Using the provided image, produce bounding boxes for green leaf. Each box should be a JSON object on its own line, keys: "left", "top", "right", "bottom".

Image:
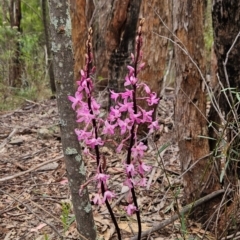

{"left": 220, "top": 159, "right": 230, "bottom": 183}
{"left": 158, "top": 142, "right": 170, "bottom": 154}
{"left": 221, "top": 87, "right": 236, "bottom": 92}
{"left": 198, "top": 135, "right": 216, "bottom": 140}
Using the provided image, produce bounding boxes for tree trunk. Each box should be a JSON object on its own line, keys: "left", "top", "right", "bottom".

{"left": 9, "top": 0, "right": 22, "bottom": 88}
{"left": 2, "top": 0, "right": 8, "bottom": 22}
{"left": 48, "top": 1, "right": 96, "bottom": 239}
{"left": 137, "top": 0, "right": 171, "bottom": 134}
{"left": 212, "top": 1, "right": 240, "bottom": 234}
{"left": 173, "top": 0, "right": 221, "bottom": 222}
{"left": 70, "top": 0, "right": 170, "bottom": 136}
{"left": 72, "top": 0, "right": 142, "bottom": 96}
{"left": 69, "top": 0, "right": 89, "bottom": 81}
{"left": 41, "top": 0, "right": 56, "bottom": 94}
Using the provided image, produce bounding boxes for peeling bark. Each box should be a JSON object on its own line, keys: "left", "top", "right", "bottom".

{"left": 48, "top": 1, "right": 96, "bottom": 239}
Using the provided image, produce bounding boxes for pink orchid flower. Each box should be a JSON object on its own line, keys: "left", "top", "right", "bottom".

{"left": 131, "top": 142, "right": 147, "bottom": 159}
{"left": 103, "top": 190, "right": 115, "bottom": 202}
{"left": 103, "top": 120, "right": 116, "bottom": 135}
{"left": 148, "top": 120, "right": 160, "bottom": 133}
{"left": 147, "top": 92, "right": 159, "bottom": 106}
{"left": 126, "top": 204, "right": 137, "bottom": 215}
{"left": 86, "top": 137, "right": 104, "bottom": 148}
{"left": 68, "top": 92, "right": 82, "bottom": 110}
{"left": 138, "top": 162, "right": 152, "bottom": 175}
{"left": 95, "top": 173, "right": 110, "bottom": 184}
{"left": 121, "top": 89, "right": 133, "bottom": 100}
{"left": 124, "top": 178, "right": 135, "bottom": 188}
{"left": 117, "top": 118, "right": 132, "bottom": 135}
{"left": 93, "top": 193, "right": 102, "bottom": 205}
{"left": 124, "top": 75, "right": 138, "bottom": 86}
{"left": 125, "top": 163, "right": 135, "bottom": 176}
{"left": 110, "top": 90, "right": 120, "bottom": 102}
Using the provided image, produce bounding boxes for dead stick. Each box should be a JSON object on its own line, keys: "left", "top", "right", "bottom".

{"left": 0, "top": 155, "right": 63, "bottom": 182}
{"left": 131, "top": 189, "right": 224, "bottom": 240}
{"left": 0, "top": 128, "right": 18, "bottom": 149}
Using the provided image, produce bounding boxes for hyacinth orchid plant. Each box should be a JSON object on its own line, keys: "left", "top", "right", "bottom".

{"left": 68, "top": 19, "right": 160, "bottom": 240}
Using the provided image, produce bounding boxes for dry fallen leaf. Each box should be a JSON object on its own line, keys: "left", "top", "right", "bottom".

{"left": 103, "top": 223, "right": 115, "bottom": 240}
{"left": 118, "top": 222, "right": 151, "bottom": 233}
{"left": 30, "top": 223, "right": 47, "bottom": 232}
{"left": 59, "top": 178, "right": 68, "bottom": 184}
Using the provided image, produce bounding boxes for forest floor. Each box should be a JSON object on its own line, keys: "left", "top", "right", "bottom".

{"left": 0, "top": 91, "right": 215, "bottom": 240}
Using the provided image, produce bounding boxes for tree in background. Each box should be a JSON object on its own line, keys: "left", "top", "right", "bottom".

{"left": 48, "top": 1, "right": 96, "bottom": 239}
{"left": 173, "top": 0, "right": 221, "bottom": 224}
{"left": 9, "top": 0, "right": 22, "bottom": 88}
{"left": 0, "top": 0, "right": 55, "bottom": 110}
{"left": 41, "top": 0, "right": 56, "bottom": 94}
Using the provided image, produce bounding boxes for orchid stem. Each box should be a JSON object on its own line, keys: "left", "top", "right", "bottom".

{"left": 86, "top": 28, "right": 121, "bottom": 240}
{"left": 125, "top": 20, "right": 145, "bottom": 240}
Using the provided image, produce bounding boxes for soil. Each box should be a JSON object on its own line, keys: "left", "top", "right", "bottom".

{"left": 0, "top": 93, "right": 214, "bottom": 240}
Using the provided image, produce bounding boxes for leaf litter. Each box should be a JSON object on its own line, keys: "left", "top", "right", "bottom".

{"left": 0, "top": 92, "right": 214, "bottom": 239}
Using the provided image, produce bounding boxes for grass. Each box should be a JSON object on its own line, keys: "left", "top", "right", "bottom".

{"left": 0, "top": 82, "right": 52, "bottom": 111}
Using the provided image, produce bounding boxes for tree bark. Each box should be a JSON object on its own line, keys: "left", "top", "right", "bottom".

{"left": 70, "top": 0, "right": 170, "bottom": 136}
{"left": 211, "top": 1, "right": 240, "bottom": 185}
{"left": 69, "top": 0, "right": 89, "bottom": 81}
{"left": 212, "top": 1, "right": 240, "bottom": 234}
{"left": 9, "top": 0, "right": 22, "bottom": 88}
{"left": 173, "top": 0, "right": 221, "bottom": 222}
{"left": 48, "top": 1, "right": 96, "bottom": 239}
{"left": 137, "top": 0, "right": 171, "bottom": 134}
{"left": 42, "top": 0, "right": 56, "bottom": 94}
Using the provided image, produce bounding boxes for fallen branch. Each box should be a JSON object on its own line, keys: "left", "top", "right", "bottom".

{"left": 0, "top": 155, "right": 63, "bottom": 182}
{"left": 131, "top": 189, "right": 225, "bottom": 240}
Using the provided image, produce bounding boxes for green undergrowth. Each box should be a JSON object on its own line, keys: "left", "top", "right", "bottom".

{"left": 0, "top": 84, "right": 51, "bottom": 111}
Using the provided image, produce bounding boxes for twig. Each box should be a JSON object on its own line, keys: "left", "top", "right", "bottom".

{"left": 20, "top": 147, "right": 47, "bottom": 160}
{"left": 130, "top": 190, "right": 224, "bottom": 240}
{"left": 147, "top": 147, "right": 167, "bottom": 190}
{"left": 6, "top": 159, "right": 27, "bottom": 171}
{"left": 221, "top": 231, "right": 240, "bottom": 240}
{"left": 222, "top": 31, "right": 240, "bottom": 129}
{"left": 0, "top": 189, "right": 63, "bottom": 239}
{"left": 0, "top": 128, "right": 18, "bottom": 150}
{"left": 215, "top": 183, "right": 230, "bottom": 237}
{"left": 0, "top": 155, "right": 63, "bottom": 182}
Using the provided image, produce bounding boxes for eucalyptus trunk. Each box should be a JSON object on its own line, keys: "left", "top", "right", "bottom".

{"left": 48, "top": 1, "right": 96, "bottom": 239}
{"left": 173, "top": 0, "right": 221, "bottom": 222}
